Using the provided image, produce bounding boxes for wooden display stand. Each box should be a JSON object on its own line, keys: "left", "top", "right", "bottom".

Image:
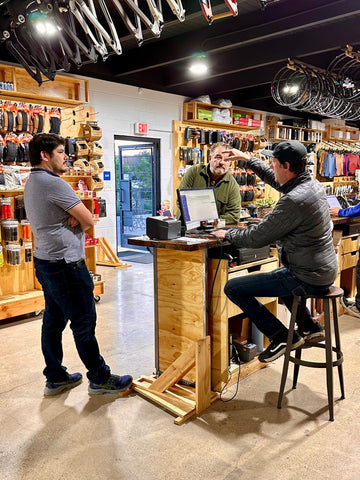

{"left": 134, "top": 336, "right": 218, "bottom": 425}
{"left": 0, "top": 189, "right": 45, "bottom": 320}
{"left": 0, "top": 60, "right": 102, "bottom": 321}
{"left": 172, "top": 119, "right": 263, "bottom": 210}
{"left": 97, "top": 237, "right": 131, "bottom": 268}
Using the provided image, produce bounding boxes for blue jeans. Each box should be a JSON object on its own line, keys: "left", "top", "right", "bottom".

{"left": 34, "top": 257, "right": 110, "bottom": 383}
{"left": 224, "top": 266, "right": 330, "bottom": 340}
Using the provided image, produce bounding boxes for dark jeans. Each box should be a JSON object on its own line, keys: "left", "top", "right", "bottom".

{"left": 224, "top": 266, "right": 330, "bottom": 341}
{"left": 34, "top": 257, "right": 110, "bottom": 383}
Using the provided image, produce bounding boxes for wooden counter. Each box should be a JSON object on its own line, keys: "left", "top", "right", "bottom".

{"left": 332, "top": 215, "right": 360, "bottom": 225}
{"left": 127, "top": 234, "right": 219, "bottom": 251}
{"left": 331, "top": 216, "right": 360, "bottom": 301}
{"left": 129, "top": 235, "right": 277, "bottom": 391}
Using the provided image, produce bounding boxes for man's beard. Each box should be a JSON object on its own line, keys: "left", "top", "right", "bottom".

{"left": 211, "top": 165, "right": 227, "bottom": 176}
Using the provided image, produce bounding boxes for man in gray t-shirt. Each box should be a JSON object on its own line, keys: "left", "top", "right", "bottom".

{"left": 24, "top": 133, "right": 132, "bottom": 396}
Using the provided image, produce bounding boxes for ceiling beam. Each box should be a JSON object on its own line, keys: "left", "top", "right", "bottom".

{"left": 110, "top": 0, "right": 360, "bottom": 77}
{"left": 163, "top": 17, "right": 360, "bottom": 90}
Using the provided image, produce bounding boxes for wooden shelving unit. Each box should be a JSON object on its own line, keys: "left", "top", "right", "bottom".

{"left": 266, "top": 119, "right": 325, "bottom": 144}
{"left": 183, "top": 101, "right": 262, "bottom": 130}
{"left": 0, "top": 188, "right": 44, "bottom": 320}
{"left": 0, "top": 61, "right": 101, "bottom": 321}
{"left": 172, "top": 119, "right": 264, "bottom": 212}
{"left": 61, "top": 174, "right": 104, "bottom": 297}
{"left": 323, "top": 125, "right": 360, "bottom": 143}
{"left": 0, "top": 64, "right": 89, "bottom": 107}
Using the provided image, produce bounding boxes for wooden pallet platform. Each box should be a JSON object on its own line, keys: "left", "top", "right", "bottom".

{"left": 134, "top": 376, "right": 218, "bottom": 425}
{"left": 133, "top": 337, "right": 218, "bottom": 424}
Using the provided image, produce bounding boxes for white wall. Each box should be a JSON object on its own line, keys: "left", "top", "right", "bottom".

{"left": 84, "top": 77, "right": 186, "bottom": 251}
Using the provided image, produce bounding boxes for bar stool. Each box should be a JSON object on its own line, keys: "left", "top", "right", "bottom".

{"left": 277, "top": 286, "right": 345, "bottom": 421}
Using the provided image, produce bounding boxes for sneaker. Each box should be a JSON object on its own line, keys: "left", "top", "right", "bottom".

{"left": 344, "top": 304, "right": 360, "bottom": 319}
{"left": 258, "top": 331, "right": 304, "bottom": 363}
{"left": 44, "top": 372, "right": 83, "bottom": 396}
{"left": 302, "top": 321, "right": 325, "bottom": 342}
{"left": 341, "top": 297, "right": 354, "bottom": 308}
{"left": 88, "top": 374, "right": 133, "bottom": 395}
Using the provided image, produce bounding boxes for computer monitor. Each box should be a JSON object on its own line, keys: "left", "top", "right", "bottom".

{"left": 177, "top": 187, "right": 219, "bottom": 231}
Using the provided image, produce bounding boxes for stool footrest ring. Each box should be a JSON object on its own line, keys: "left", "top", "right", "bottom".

{"left": 289, "top": 344, "right": 343, "bottom": 369}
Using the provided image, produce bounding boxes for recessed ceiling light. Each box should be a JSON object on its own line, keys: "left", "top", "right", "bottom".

{"left": 189, "top": 62, "right": 208, "bottom": 75}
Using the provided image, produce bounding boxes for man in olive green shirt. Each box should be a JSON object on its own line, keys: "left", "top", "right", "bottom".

{"left": 176, "top": 142, "right": 241, "bottom": 224}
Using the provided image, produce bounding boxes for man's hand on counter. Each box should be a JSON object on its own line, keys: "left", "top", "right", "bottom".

{"left": 212, "top": 229, "right": 227, "bottom": 240}
{"left": 329, "top": 207, "right": 341, "bottom": 217}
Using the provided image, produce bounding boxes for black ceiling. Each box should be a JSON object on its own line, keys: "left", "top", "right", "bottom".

{"left": 1, "top": 0, "right": 360, "bottom": 123}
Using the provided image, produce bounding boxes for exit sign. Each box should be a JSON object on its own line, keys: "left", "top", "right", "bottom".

{"left": 135, "top": 122, "right": 148, "bottom": 134}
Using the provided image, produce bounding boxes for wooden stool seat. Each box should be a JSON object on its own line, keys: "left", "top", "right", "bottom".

{"left": 277, "top": 286, "right": 345, "bottom": 421}
{"left": 305, "top": 285, "right": 344, "bottom": 299}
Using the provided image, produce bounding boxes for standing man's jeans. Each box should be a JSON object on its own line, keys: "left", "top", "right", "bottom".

{"left": 224, "top": 266, "right": 330, "bottom": 340}
{"left": 34, "top": 257, "right": 110, "bottom": 383}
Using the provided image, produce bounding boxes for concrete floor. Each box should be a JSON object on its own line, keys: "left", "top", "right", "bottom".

{"left": 1, "top": 261, "right": 360, "bottom": 480}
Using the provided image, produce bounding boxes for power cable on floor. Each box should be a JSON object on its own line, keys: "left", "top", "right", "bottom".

{"left": 220, "top": 344, "right": 241, "bottom": 402}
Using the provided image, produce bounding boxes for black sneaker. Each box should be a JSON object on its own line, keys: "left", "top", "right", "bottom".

{"left": 341, "top": 296, "right": 354, "bottom": 308}
{"left": 303, "top": 321, "right": 325, "bottom": 342}
{"left": 344, "top": 304, "right": 360, "bottom": 319}
{"left": 258, "top": 331, "right": 304, "bottom": 363}
{"left": 88, "top": 374, "right": 133, "bottom": 395}
{"left": 44, "top": 372, "right": 83, "bottom": 396}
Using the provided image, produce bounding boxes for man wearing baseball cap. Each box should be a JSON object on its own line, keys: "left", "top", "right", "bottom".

{"left": 213, "top": 140, "right": 338, "bottom": 363}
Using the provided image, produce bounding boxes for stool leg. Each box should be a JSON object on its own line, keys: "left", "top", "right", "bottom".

{"left": 324, "top": 298, "right": 334, "bottom": 421}
{"left": 292, "top": 297, "right": 306, "bottom": 389}
{"left": 278, "top": 296, "right": 298, "bottom": 409}
{"left": 332, "top": 297, "right": 345, "bottom": 399}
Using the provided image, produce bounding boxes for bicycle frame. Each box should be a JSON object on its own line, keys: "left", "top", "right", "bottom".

{"left": 0, "top": 0, "right": 212, "bottom": 86}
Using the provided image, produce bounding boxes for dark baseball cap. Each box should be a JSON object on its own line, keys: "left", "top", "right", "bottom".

{"left": 261, "top": 141, "right": 308, "bottom": 164}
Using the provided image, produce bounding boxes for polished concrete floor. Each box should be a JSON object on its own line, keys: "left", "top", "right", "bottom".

{"left": 1, "top": 261, "right": 360, "bottom": 480}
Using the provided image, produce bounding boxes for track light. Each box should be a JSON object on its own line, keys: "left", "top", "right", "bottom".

{"left": 29, "top": 11, "right": 59, "bottom": 36}
{"left": 189, "top": 53, "right": 208, "bottom": 76}
{"left": 189, "top": 61, "right": 208, "bottom": 75}
{"left": 283, "top": 84, "right": 299, "bottom": 94}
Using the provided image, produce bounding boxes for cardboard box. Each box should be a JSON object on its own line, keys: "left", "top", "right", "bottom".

{"left": 250, "top": 119, "right": 261, "bottom": 127}
{"left": 322, "top": 119, "right": 346, "bottom": 127}
{"left": 233, "top": 117, "right": 249, "bottom": 125}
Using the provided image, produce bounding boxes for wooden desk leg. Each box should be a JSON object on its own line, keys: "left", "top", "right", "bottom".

{"left": 155, "top": 248, "right": 207, "bottom": 384}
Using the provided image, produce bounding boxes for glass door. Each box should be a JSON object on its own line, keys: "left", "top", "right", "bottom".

{"left": 115, "top": 137, "right": 160, "bottom": 252}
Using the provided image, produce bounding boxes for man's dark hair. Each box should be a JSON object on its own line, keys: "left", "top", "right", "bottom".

{"left": 271, "top": 141, "right": 308, "bottom": 175}
{"left": 278, "top": 155, "right": 307, "bottom": 175}
{"left": 28, "top": 133, "right": 65, "bottom": 167}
